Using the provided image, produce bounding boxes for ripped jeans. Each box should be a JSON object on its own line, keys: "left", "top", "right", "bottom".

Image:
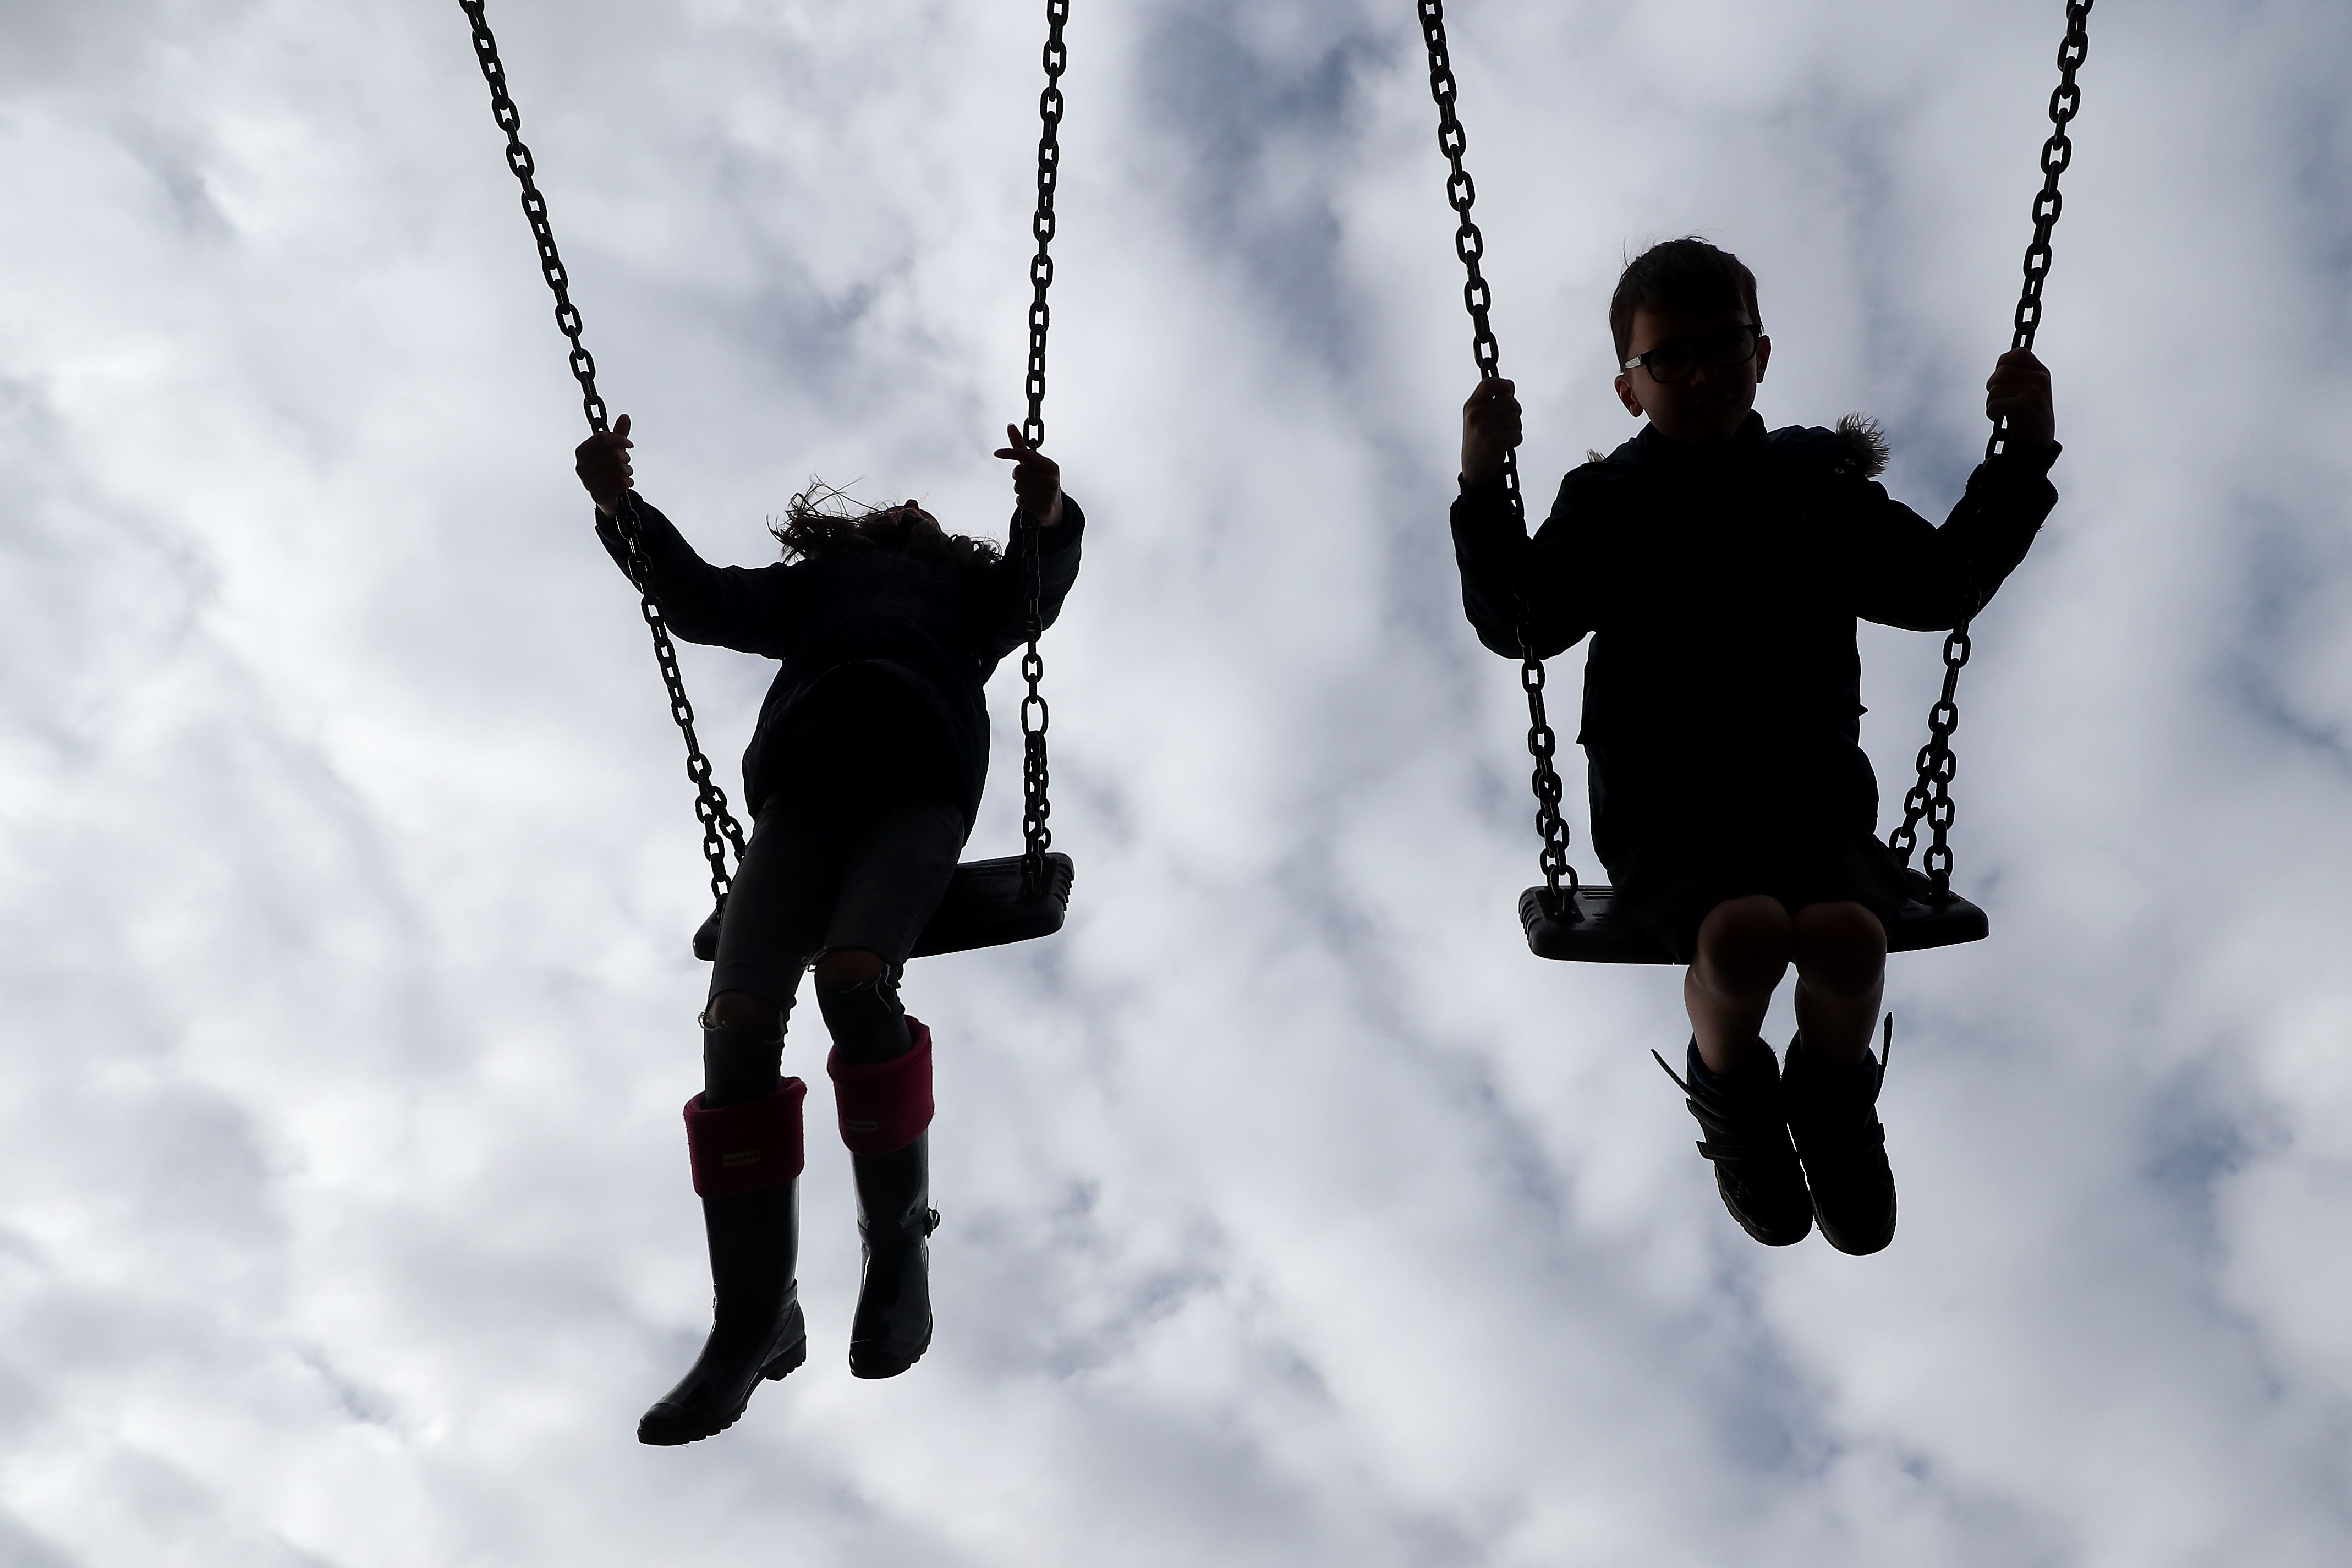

{"left": 706, "top": 788, "right": 966, "bottom": 1054}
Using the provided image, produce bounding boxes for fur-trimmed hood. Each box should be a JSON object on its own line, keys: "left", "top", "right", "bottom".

{"left": 1832, "top": 413, "right": 1889, "bottom": 478}
{"left": 1586, "top": 411, "right": 1889, "bottom": 478}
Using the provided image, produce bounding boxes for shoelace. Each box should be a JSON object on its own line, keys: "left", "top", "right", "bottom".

{"left": 1788, "top": 1016, "right": 1896, "bottom": 1158}
{"left": 1649, "top": 1049, "right": 1786, "bottom": 1167}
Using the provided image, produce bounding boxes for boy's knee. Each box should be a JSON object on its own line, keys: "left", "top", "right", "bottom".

{"left": 703, "top": 989, "right": 782, "bottom": 1032}
{"left": 1791, "top": 901, "right": 1888, "bottom": 991}
{"left": 812, "top": 948, "right": 888, "bottom": 992}
{"left": 1695, "top": 895, "right": 1793, "bottom": 990}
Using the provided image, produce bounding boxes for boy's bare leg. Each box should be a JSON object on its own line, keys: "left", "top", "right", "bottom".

{"left": 1789, "top": 901, "right": 1887, "bottom": 1065}
{"left": 1684, "top": 895, "right": 1794, "bottom": 1074}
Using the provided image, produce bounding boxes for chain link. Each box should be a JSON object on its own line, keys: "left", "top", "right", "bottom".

{"left": 459, "top": 0, "right": 745, "bottom": 905}
{"left": 1419, "top": 0, "right": 1577, "bottom": 914}
{"left": 1013, "top": 0, "right": 1069, "bottom": 897}
{"left": 1889, "top": 0, "right": 2091, "bottom": 898}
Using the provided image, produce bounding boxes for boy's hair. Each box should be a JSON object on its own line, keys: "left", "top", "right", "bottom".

{"left": 770, "top": 480, "right": 1002, "bottom": 577}
{"left": 1608, "top": 238, "right": 1762, "bottom": 361}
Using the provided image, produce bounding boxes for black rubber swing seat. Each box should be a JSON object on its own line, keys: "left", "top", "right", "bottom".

{"left": 692, "top": 852, "right": 1075, "bottom": 963}
{"left": 1518, "top": 868, "right": 1987, "bottom": 964}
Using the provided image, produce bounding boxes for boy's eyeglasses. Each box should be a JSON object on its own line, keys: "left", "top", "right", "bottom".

{"left": 1621, "top": 324, "right": 1761, "bottom": 383}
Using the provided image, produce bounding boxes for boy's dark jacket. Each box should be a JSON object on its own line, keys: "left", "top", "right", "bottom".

{"left": 1451, "top": 413, "right": 2056, "bottom": 851}
{"left": 597, "top": 495, "right": 1085, "bottom": 826}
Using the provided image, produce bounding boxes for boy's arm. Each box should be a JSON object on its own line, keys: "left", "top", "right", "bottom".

{"left": 1451, "top": 377, "right": 1606, "bottom": 657}
{"left": 1450, "top": 472, "right": 1602, "bottom": 659}
{"left": 1847, "top": 441, "right": 2060, "bottom": 631}
{"left": 594, "top": 497, "right": 808, "bottom": 657}
{"left": 1853, "top": 348, "right": 2060, "bottom": 628}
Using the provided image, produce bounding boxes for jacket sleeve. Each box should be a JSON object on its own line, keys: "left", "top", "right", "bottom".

{"left": 1847, "top": 443, "right": 2060, "bottom": 631}
{"left": 1450, "top": 470, "right": 1609, "bottom": 659}
{"left": 979, "top": 495, "right": 1087, "bottom": 660}
{"left": 593, "top": 494, "right": 808, "bottom": 656}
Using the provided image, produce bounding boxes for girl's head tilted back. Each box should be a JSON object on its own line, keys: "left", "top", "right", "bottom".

{"left": 1609, "top": 238, "right": 1762, "bottom": 362}
{"left": 771, "top": 482, "right": 1003, "bottom": 577}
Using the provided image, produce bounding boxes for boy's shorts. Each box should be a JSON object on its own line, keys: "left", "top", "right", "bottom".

{"left": 1605, "top": 824, "right": 1905, "bottom": 965}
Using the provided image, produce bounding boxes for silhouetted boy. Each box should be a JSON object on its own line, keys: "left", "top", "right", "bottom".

{"left": 1451, "top": 238, "right": 2057, "bottom": 1252}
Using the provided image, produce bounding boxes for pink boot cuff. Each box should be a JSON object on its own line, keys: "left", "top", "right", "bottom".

{"left": 683, "top": 1077, "right": 808, "bottom": 1197}
{"left": 827, "top": 1018, "right": 935, "bottom": 1155}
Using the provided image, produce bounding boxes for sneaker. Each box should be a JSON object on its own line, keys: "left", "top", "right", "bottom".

{"left": 1652, "top": 1039, "right": 1814, "bottom": 1247}
{"left": 1781, "top": 1019, "right": 1898, "bottom": 1255}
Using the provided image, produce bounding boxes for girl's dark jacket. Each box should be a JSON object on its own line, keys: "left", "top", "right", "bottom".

{"left": 597, "top": 494, "right": 1085, "bottom": 828}
{"left": 1450, "top": 414, "right": 2057, "bottom": 852}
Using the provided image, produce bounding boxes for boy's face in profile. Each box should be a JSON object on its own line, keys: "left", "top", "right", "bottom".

{"left": 1613, "top": 300, "right": 1772, "bottom": 445}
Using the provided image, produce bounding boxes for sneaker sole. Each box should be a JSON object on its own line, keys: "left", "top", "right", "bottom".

{"left": 1813, "top": 1193, "right": 1896, "bottom": 1256}
{"left": 1717, "top": 1170, "right": 1813, "bottom": 1247}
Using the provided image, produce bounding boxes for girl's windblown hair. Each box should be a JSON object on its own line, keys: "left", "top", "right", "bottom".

{"left": 770, "top": 481, "right": 1002, "bottom": 577}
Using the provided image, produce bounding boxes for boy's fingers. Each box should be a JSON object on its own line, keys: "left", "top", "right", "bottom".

{"left": 1989, "top": 350, "right": 2049, "bottom": 383}
{"left": 1464, "top": 376, "right": 1515, "bottom": 410}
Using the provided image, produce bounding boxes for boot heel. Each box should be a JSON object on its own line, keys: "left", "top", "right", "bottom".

{"left": 763, "top": 1300, "right": 808, "bottom": 1380}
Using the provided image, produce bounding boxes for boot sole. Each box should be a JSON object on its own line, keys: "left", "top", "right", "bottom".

{"left": 637, "top": 1327, "right": 808, "bottom": 1445}
{"left": 847, "top": 1331, "right": 931, "bottom": 1380}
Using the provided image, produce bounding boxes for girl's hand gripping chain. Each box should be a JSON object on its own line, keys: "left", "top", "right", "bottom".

{"left": 993, "top": 424, "right": 1065, "bottom": 529}
{"left": 575, "top": 412, "right": 637, "bottom": 517}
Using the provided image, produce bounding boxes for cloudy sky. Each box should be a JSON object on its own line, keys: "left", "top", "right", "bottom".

{"left": 2, "top": 1, "right": 2349, "bottom": 1562}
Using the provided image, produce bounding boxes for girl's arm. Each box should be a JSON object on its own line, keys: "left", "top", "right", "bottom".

{"left": 979, "top": 428, "right": 1084, "bottom": 659}
{"left": 592, "top": 499, "right": 807, "bottom": 656}
{"left": 576, "top": 416, "right": 805, "bottom": 655}
{"left": 979, "top": 498, "right": 1086, "bottom": 660}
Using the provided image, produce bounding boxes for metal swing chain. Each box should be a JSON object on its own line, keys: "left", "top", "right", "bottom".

{"left": 1012, "top": 0, "right": 1070, "bottom": 898}
{"left": 459, "top": 0, "right": 747, "bottom": 907}
{"left": 1419, "top": 0, "right": 1577, "bottom": 914}
{"left": 1888, "top": 0, "right": 2091, "bottom": 898}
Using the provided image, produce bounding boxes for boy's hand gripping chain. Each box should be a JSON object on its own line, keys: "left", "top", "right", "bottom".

{"left": 460, "top": 0, "right": 747, "bottom": 909}
{"left": 1419, "top": 0, "right": 1578, "bottom": 918}
{"left": 1888, "top": 0, "right": 2092, "bottom": 898}
{"left": 1013, "top": 0, "right": 1070, "bottom": 900}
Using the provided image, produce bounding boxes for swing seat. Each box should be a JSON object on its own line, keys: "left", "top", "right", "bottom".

{"left": 1518, "top": 869, "right": 1987, "bottom": 964}
{"left": 692, "top": 852, "right": 1075, "bottom": 963}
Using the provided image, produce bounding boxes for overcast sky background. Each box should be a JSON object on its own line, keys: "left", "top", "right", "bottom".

{"left": 1, "top": 1, "right": 2349, "bottom": 1564}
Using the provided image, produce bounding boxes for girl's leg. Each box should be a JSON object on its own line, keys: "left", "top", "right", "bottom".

{"left": 703, "top": 800, "right": 841, "bottom": 1101}
{"left": 813, "top": 798, "right": 966, "bottom": 1063}
{"left": 1789, "top": 901, "right": 1888, "bottom": 1066}
{"left": 1684, "top": 893, "right": 1794, "bottom": 1074}
{"left": 638, "top": 797, "right": 841, "bottom": 1444}
{"left": 815, "top": 797, "right": 966, "bottom": 1380}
